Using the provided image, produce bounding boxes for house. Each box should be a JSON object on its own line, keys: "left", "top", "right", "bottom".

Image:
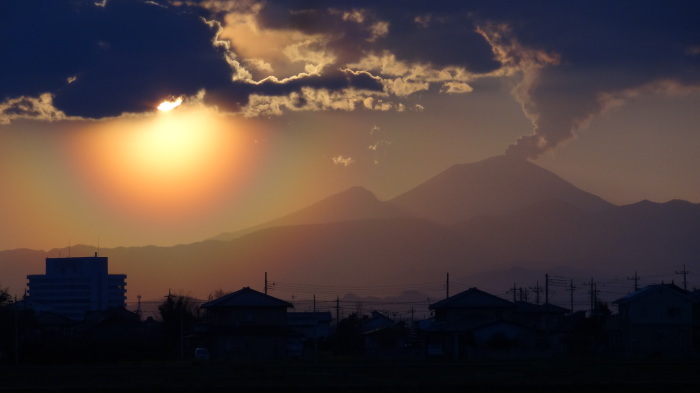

{"left": 426, "top": 287, "right": 571, "bottom": 358}
{"left": 427, "top": 287, "right": 516, "bottom": 358}
{"left": 360, "top": 311, "right": 410, "bottom": 358}
{"left": 513, "top": 301, "right": 569, "bottom": 331}
{"left": 612, "top": 283, "right": 697, "bottom": 356}
{"left": 197, "top": 287, "right": 293, "bottom": 360}
{"left": 287, "top": 311, "right": 333, "bottom": 341}
{"left": 26, "top": 255, "right": 127, "bottom": 320}
{"left": 513, "top": 301, "right": 571, "bottom": 351}
{"left": 287, "top": 311, "right": 333, "bottom": 358}
{"left": 79, "top": 307, "right": 144, "bottom": 361}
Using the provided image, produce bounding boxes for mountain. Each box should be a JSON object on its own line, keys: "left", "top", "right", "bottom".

{"left": 3, "top": 156, "right": 698, "bottom": 306}
{"left": 453, "top": 198, "right": 700, "bottom": 271}
{"left": 1, "top": 218, "right": 494, "bottom": 302}
{"left": 210, "top": 186, "right": 413, "bottom": 241}
{"left": 391, "top": 155, "right": 615, "bottom": 224}
{"left": 453, "top": 199, "right": 590, "bottom": 263}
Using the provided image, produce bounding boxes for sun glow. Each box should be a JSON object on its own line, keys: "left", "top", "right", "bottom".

{"left": 71, "top": 104, "right": 258, "bottom": 222}
{"left": 157, "top": 96, "right": 183, "bottom": 111}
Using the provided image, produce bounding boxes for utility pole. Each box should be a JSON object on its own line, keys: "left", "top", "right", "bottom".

{"left": 445, "top": 272, "right": 450, "bottom": 299}
{"left": 568, "top": 279, "right": 575, "bottom": 317}
{"left": 136, "top": 295, "right": 142, "bottom": 320}
{"left": 587, "top": 278, "right": 600, "bottom": 315}
{"left": 14, "top": 305, "right": 19, "bottom": 365}
{"left": 180, "top": 298, "right": 184, "bottom": 361}
{"left": 675, "top": 265, "right": 689, "bottom": 291}
{"left": 509, "top": 283, "right": 518, "bottom": 303}
{"left": 264, "top": 272, "right": 268, "bottom": 295}
{"left": 545, "top": 274, "right": 549, "bottom": 305}
{"left": 336, "top": 296, "right": 340, "bottom": 327}
{"left": 529, "top": 281, "right": 543, "bottom": 305}
{"left": 627, "top": 271, "right": 640, "bottom": 291}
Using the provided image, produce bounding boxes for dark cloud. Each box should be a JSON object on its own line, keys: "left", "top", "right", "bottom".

{"left": 254, "top": 0, "right": 500, "bottom": 72}
{"left": 0, "top": 0, "right": 391, "bottom": 119}
{"left": 2, "top": 0, "right": 698, "bottom": 147}
{"left": 1, "top": 0, "right": 235, "bottom": 118}
{"left": 368, "top": 5, "right": 500, "bottom": 73}
{"left": 468, "top": 0, "right": 700, "bottom": 158}
{"left": 205, "top": 70, "right": 383, "bottom": 113}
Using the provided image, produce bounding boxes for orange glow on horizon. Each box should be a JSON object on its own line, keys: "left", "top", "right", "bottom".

{"left": 70, "top": 105, "right": 257, "bottom": 222}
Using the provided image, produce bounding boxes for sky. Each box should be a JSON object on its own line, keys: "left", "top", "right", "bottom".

{"left": 1, "top": 0, "right": 699, "bottom": 252}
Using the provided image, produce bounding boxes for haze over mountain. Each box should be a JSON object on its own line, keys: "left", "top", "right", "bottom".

{"left": 2, "top": 155, "right": 698, "bottom": 307}
{"left": 212, "top": 155, "right": 614, "bottom": 242}
{"left": 391, "top": 155, "right": 615, "bottom": 224}
{"left": 210, "top": 186, "right": 413, "bottom": 242}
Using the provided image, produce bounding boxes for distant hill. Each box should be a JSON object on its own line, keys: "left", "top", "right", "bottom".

{"left": 1, "top": 218, "right": 494, "bottom": 301}
{"left": 209, "top": 186, "right": 413, "bottom": 242}
{"left": 391, "top": 155, "right": 615, "bottom": 224}
{"left": 453, "top": 198, "right": 700, "bottom": 271}
{"left": 2, "top": 156, "right": 698, "bottom": 306}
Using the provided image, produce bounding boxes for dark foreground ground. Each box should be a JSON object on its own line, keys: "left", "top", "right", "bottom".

{"left": 2, "top": 358, "right": 700, "bottom": 392}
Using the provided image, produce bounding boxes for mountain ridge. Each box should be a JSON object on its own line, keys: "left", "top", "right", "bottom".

{"left": 209, "top": 186, "right": 414, "bottom": 242}
{"left": 390, "top": 155, "right": 615, "bottom": 224}
{"left": 2, "top": 155, "right": 698, "bottom": 303}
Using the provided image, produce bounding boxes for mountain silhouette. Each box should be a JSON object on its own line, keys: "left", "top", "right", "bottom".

{"left": 391, "top": 155, "right": 614, "bottom": 224}
{"left": 210, "top": 186, "right": 413, "bottom": 242}
{"left": 2, "top": 156, "right": 698, "bottom": 303}
{"left": 454, "top": 198, "right": 700, "bottom": 271}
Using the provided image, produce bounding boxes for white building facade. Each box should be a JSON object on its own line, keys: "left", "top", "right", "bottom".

{"left": 27, "top": 255, "right": 127, "bottom": 320}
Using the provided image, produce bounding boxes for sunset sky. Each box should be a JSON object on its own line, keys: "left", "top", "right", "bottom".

{"left": 1, "top": 0, "right": 699, "bottom": 252}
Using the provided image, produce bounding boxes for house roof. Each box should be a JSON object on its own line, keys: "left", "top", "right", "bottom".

{"left": 429, "top": 287, "right": 514, "bottom": 310}
{"left": 201, "top": 287, "right": 293, "bottom": 309}
{"left": 515, "top": 301, "right": 569, "bottom": 314}
{"left": 613, "top": 283, "right": 696, "bottom": 305}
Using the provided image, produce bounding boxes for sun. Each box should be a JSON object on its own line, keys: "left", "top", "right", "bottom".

{"left": 73, "top": 104, "right": 253, "bottom": 220}
{"left": 157, "top": 96, "right": 183, "bottom": 111}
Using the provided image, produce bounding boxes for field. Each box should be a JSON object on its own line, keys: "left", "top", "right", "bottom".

{"left": 1, "top": 358, "right": 700, "bottom": 392}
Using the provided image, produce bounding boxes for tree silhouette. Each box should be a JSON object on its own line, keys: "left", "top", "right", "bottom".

{"left": 332, "top": 313, "right": 366, "bottom": 356}
{"left": 157, "top": 293, "right": 200, "bottom": 359}
{"left": 0, "top": 285, "right": 11, "bottom": 307}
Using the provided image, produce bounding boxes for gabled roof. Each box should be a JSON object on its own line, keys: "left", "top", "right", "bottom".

{"left": 429, "top": 287, "right": 514, "bottom": 310}
{"left": 201, "top": 287, "right": 293, "bottom": 309}
{"left": 515, "top": 301, "right": 569, "bottom": 314}
{"left": 613, "top": 283, "right": 695, "bottom": 305}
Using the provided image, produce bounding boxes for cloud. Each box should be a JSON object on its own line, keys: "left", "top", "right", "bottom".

{"left": 469, "top": 2, "right": 700, "bottom": 159}
{"left": 0, "top": 93, "right": 67, "bottom": 124}
{"left": 440, "top": 82, "right": 474, "bottom": 94}
{"left": 0, "top": 0, "right": 237, "bottom": 119}
{"left": 2, "top": 0, "right": 698, "bottom": 156}
{"left": 368, "top": 139, "right": 391, "bottom": 152}
{"left": 332, "top": 155, "right": 355, "bottom": 167}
